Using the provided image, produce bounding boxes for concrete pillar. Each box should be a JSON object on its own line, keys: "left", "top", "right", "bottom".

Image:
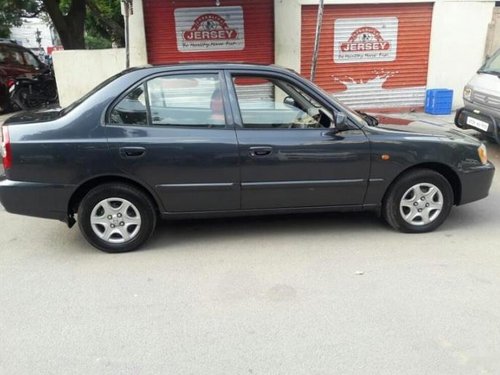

{"left": 128, "top": 0, "right": 148, "bottom": 66}
{"left": 274, "top": 0, "right": 302, "bottom": 72}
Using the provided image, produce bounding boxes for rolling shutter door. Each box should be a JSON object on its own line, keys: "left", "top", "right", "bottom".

{"left": 143, "top": 0, "right": 274, "bottom": 65}
{"left": 301, "top": 3, "right": 433, "bottom": 111}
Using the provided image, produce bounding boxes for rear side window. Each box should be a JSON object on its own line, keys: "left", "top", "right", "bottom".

{"left": 0, "top": 46, "right": 23, "bottom": 65}
{"left": 110, "top": 73, "right": 225, "bottom": 127}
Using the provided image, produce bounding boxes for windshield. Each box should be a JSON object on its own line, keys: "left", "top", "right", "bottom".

{"left": 60, "top": 68, "right": 144, "bottom": 116}
{"left": 479, "top": 49, "right": 500, "bottom": 75}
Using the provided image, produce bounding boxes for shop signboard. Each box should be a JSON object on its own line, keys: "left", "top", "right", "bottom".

{"left": 174, "top": 6, "right": 245, "bottom": 52}
{"left": 334, "top": 17, "right": 398, "bottom": 63}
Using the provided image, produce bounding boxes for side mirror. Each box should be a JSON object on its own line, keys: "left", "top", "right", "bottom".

{"left": 334, "top": 112, "right": 349, "bottom": 131}
{"left": 283, "top": 96, "right": 296, "bottom": 107}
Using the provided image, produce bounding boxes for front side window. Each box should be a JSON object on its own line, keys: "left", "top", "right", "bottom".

{"left": 110, "top": 73, "right": 225, "bottom": 127}
{"left": 232, "top": 75, "right": 333, "bottom": 129}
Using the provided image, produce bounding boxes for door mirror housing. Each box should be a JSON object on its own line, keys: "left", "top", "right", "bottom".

{"left": 334, "top": 112, "right": 349, "bottom": 132}
{"left": 283, "top": 96, "right": 296, "bottom": 107}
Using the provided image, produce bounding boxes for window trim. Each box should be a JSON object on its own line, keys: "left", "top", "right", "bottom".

{"left": 224, "top": 69, "right": 363, "bottom": 130}
{"left": 105, "top": 70, "right": 233, "bottom": 129}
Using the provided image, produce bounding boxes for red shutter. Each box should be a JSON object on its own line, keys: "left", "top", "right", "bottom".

{"left": 144, "top": 0, "right": 274, "bottom": 65}
{"left": 301, "top": 3, "right": 433, "bottom": 111}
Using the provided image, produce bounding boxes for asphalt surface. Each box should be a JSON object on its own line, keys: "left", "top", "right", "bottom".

{"left": 1, "top": 113, "right": 500, "bottom": 374}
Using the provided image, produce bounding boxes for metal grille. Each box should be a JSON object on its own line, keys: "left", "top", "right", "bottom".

{"left": 473, "top": 90, "right": 500, "bottom": 108}
{"left": 301, "top": 3, "right": 433, "bottom": 111}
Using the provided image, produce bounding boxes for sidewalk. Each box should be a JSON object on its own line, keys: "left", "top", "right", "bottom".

{"left": 379, "top": 110, "right": 456, "bottom": 128}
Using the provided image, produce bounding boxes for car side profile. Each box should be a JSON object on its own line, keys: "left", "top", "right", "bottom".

{"left": 0, "top": 63, "right": 495, "bottom": 252}
{"left": 0, "top": 40, "right": 46, "bottom": 112}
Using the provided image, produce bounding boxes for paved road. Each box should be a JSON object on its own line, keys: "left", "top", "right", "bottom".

{"left": 0, "top": 116, "right": 499, "bottom": 374}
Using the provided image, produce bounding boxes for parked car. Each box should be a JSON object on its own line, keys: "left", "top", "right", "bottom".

{"left": 455, "top": 48, "right": 500, "bottom": 143}
{"left": 0, "top": 40, "right": 46, "bottom": 112}
{"left": 0, "top": 63, "right": 495, "bottom": 253}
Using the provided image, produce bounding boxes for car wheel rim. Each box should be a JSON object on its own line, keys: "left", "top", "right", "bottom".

{"left": 399, "top": 183, "right": 444, "bottom": 226}
{"left": 90, "top": 198, "right": 141, "bottom": 243}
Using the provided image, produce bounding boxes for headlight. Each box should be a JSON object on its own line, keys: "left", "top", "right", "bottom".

{"left": 463, "top": 86, "right": 473, "bottom": 101}
{"left": 478, "top": 143, "right": 488, "bottom": 165}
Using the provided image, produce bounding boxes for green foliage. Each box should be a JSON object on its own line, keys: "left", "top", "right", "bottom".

{"left": 0, "top": 0, "right": 124, "bottom": 49}
{"left": 85, "top": 33, "right": 112, "bottom": 49}
{"left": 86, "top": 0, "right": 124, "bottom": 47}
{"left": 0, "top": 0, "right": 41, "bottom": 36}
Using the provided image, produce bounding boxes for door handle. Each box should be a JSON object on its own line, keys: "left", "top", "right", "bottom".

{"left": 120, "top": 146, "right": 146, "bottom": 159}
{"left": 249, "top": 146, "right": 273, "bottom": 157}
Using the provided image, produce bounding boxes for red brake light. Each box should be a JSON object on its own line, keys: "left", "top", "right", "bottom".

{"left": 6, "top": 79, "right": 15, "bottom": 88}
{"left": 1, "top": 126, "right": 12, "bottom": 170}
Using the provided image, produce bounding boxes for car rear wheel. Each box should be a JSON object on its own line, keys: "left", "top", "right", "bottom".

{"left": 383, "top": 169, "right": 453, "bottom": 233}
{"left": 78, "top": 183, "right": 157, "bottom": 253}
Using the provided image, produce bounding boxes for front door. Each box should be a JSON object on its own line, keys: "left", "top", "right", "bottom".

{"left": 227, "top": 71, "right": 371, "bottom": 210}
{"left": 106, "top": 71, "right": 240, "bottom": 212}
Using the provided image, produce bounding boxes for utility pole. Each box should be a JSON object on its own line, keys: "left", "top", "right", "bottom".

{"left": 122, "top": 0, "right": 134, "bottom": 69}
{"left": 310, "top": 0, "right": 324, "bottom": 83}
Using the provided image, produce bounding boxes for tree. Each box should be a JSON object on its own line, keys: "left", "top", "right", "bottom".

{"left": 1, "top": 0, "right": 124, "bottom": 49}
{"left": 0, "top": 0, "right": 41, "bottom": 38}
{"left": 86, "top": 0, "right": 124, "bottom": 47}
{"left": 42, "top": 0, "right": 87, "bottom": 49}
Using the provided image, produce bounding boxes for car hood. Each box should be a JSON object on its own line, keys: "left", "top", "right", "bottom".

{"left": 467, "top": 72, "right": 500, "bottom": 96}
{"left": 370, "top": 115, "right": 481, "bottom": 145}
{"left": 3, "top": 107, "right": 62, "bottom": 125}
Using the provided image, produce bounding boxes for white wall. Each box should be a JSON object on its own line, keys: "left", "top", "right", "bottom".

{"left": 275, "top": 0, "right": 302, "bottom": 72}
{"left": 426, "top": 1, "right": 495, "bottom": 108}
{"left": 52, "top": 0, "right": 148, "bottom": 108}
{"left": 275, "top": 0, "right": 496, "bottom": 109}
{"left": 52, "top": 49, "right": 125, "bottom": 107}
{"left": 124, "top": 0, "right": 148, "bottom": 67}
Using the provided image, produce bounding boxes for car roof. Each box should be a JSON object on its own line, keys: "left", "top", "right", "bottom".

{"left": 136, "top": 62, "right": 297, "bottom": 74}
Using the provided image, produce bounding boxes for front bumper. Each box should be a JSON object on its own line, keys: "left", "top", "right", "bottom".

{"left": 0, "top": 175, "right": 75, "bottom": 223}
{"left": 455, "top": 107, "right": 500, "bottom": 143}
{"left": 458, "top": 162, "right": 495, "bottom": 205}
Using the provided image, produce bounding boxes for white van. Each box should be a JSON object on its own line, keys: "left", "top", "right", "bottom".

{"left": 455, "top": 49, "right": 500, "bottom": 144}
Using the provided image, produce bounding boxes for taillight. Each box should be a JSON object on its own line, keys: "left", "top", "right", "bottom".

{"left": 6, "top": 79, "right": 15, "bottom": 88}
{"left": 1, "top": 126, "right": 12, "bottom": 170}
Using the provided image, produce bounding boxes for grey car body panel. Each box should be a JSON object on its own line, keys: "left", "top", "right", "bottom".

{"left": 0, "top": 63, "right": 495, "bottom": 224}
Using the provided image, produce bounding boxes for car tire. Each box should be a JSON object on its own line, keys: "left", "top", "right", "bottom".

{"left": 78, "top": 183, "right": 157, "bottom": 253}
{"left": 382, "top": 169, "right": 453, "bottom": 233}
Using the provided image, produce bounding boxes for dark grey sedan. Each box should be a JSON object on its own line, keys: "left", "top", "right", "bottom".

{"left": 0, "top": 63, "right": 495, "bottom": 252}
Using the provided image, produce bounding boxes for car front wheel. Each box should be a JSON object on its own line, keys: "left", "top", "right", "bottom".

{"left": 383, "top": 169, "right": 453, "bottom": 233}
{"left": 78, "top": 183, "right": 157, "bottom": 252}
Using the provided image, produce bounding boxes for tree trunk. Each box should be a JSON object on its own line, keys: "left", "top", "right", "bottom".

{"left": 42, "top": 0, "right": 87, "bottom": 49}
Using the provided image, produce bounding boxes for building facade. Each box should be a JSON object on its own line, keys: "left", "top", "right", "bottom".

{"left": 54, "top": 0, "right": 498, "bottom": 110}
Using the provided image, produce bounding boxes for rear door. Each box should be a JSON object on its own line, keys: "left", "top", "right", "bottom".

{"left": 105, "top": 70, "right": 240, "bottom": 213}
{"left": 227, "top": 70, "right": 371, "bottom": 209}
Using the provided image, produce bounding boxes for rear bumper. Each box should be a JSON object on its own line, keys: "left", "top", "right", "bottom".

{"left": 0, "top": 175, "right": 75, "bottom": 222}
{"left": 458, "top": 162, "right": 495, "bottom": 205}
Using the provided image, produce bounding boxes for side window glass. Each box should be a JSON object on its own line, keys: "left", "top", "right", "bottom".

{"left": 147, "top": 74, "right": 225, "bottom": 127}
{"left": 0, "top": 47, "right": 6, "bottom": 63}
{"left": 1, "top": 48, "right": 23, "bottom": 65}
{"left": 232, "top": 75, "right": 332, "bottom": 129}
{"left": 110, "top": 84, "right": 147, "bottom": 125}
{"left": 23, "top": 52, "right": 40, "bottom": 69}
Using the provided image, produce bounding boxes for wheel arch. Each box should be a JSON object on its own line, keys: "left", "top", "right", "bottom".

{"left": 68, "top": 175, "right": 164, "bottom": 224}
{"left": 383, "top": 162, "right": 462, "bottom": 206}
